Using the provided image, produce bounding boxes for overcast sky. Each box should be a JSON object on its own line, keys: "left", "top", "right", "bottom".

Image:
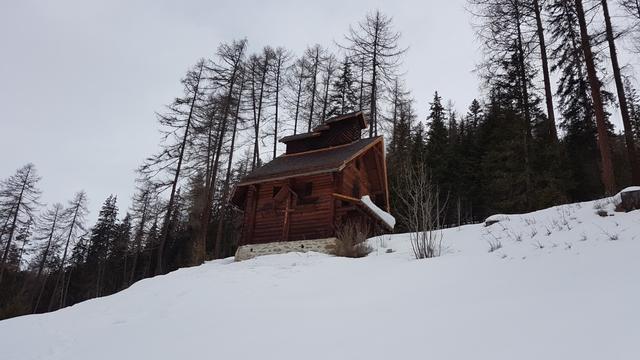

{"left": 1, "top": 0, "right": 637, "bottom": 222}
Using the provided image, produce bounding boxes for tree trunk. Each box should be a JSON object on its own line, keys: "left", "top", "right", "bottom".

{"left": 49, "top": 200, "right": 81, "bottom": 311}
{"left": 273, "top": 59, "right": 281, "bottom": 159}
{"left": 575, "top": 0, "right": 616, "bottom": 194}
{"left": 308, "top": 48, "right": 319, "bottom": 132}
{"left": 214, "top": 73, "right": 244, "bottom": 259}
{"left": 533, "top": 0, "right": 558, "bottom": 142}
{"left": 601, "top": 0, "right": 640, "bottom": 184}
{"left": 197, "top": 51, "right": 244, "bottom": 264}
{"left": 514, "top": 1, "right": 532, "bottom": 206}
{"left": 155, "top": 63, "right": 204, "bottom": 275}
{"left": 359, "top": 55, "right": 365, "bottom": 112}
{"left": 293, "top": 64, "right": 303, "bottom": 135}
{"left": 370, "top": 16, "right": 379, "bottom": 138}
{"left": 254, "top": 55, "right": 269, "bottom": 168}
{"left": 32, "top": 206, "right": 60, "bottom": 312}
{"left": 128, "top": 199, "right": 148, "bottom": 286}
{"left": 0, "top": 167, "right": 29, "bottom": 285}
{"left": 320, "top": 72, "right": 331, "bottom": 122}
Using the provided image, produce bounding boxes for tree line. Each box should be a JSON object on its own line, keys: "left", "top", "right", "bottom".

{"left": 2, "top": 2, "right": 640, "bottom": 319}
{"left": 387, "top": 0, "right": 640, "bottom": 231}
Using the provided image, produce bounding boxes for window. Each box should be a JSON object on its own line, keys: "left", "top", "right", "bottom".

{"left": 355, "top": 159, "right": 361, "bottom": 170}
{"left": 294, "top": 182, "right": 316, "bottom": 205}
{"left": 352, "top": 182, "right": 360, "bottom": 198}
{"left": 301, "top": 182, "right": 312, "bottom": 197}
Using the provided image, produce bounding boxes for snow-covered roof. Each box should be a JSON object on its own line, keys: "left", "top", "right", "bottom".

{"left": 361, "top": 195, "right": 395, "bottom": 229}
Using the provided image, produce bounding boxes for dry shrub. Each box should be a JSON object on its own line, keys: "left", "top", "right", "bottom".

{"left": 394, "top": 162, "right": 444, "bottom": 259}
{"left": 334, "top": 220, "right": 372, "bottom": 258}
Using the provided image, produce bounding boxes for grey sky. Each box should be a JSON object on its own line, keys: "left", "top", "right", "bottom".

{"left": 0, "top": 0, "right": 636, "bottom": 221}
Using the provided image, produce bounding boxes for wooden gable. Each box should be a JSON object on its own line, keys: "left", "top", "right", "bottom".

{"left": 280, "top": 111, "right": 367, "bottom": 154}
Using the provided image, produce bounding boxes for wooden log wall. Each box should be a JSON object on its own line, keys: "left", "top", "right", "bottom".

{"left": 242, "top": 173, "right": 335, "bottom": 244}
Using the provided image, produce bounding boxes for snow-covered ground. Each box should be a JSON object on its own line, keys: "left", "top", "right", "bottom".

{"left": 1, "top": 190, "right": 639, "bottom": 360}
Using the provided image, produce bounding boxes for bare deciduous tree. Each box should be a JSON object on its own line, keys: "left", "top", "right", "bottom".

{"left": 342, "top": 10, "right": 407, "bottom": 138}
{"left": 0, "top": 163, "right": 41, "bottom": 285}
{"left": 394, "top": 163, "right": 445, "bottom": 259}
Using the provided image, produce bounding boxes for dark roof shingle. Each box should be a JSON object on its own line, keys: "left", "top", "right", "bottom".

{"left": 238, "top": 136, "right": 381, "bottom": 185}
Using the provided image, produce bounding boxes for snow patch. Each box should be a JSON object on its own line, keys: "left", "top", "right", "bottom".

{"left": 361, "top": 195, "right": 395, "bottom": 228}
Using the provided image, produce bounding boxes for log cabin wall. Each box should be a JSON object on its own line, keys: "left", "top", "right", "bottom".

{"left": 340, "top": 158, "right": 371, "bottom": 200}
{"left": 288, "top": 173, "right": 334, "bottom": 241}
{"left": 240, "top": 173, "right": 335, "bottom": 245}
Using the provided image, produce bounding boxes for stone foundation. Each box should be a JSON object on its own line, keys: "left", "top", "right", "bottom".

{"left": 235, "top": 238, "right": 338, "bottom": 261}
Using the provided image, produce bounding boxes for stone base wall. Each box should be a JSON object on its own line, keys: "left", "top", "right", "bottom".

{"left": 235, "top": 238, "right": 338, "bottom": 261}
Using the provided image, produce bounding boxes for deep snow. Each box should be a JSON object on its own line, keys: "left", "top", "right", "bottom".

{"left": 1, "top": 190, "right": 639, "bottom": 360}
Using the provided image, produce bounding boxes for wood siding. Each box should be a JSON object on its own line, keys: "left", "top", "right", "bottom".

{"left": 240, "top": 173, "right": 335, "bottom": 245}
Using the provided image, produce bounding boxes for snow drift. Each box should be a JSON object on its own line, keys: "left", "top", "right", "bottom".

{"left": 0, "top": 190, "right": 639, "bottom": 360}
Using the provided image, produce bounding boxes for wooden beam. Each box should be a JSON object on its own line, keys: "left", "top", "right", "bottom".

{"left": 332, "top": 192, "right": 360, "bottom": 203}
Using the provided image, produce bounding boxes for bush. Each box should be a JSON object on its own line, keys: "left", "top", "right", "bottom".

{"left": 333, "top": 220, "right": 372, "bottom": 258}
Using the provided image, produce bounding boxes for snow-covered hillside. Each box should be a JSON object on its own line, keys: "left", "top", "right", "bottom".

{"left": 1, "top": 190, "right": 639, "bottom": 360}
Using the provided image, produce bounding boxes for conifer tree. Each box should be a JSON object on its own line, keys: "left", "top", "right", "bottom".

{"left": 318, "top": 54, "right": 338, "bottom": 122}
{"left": 425, "top": 92, "right": 449, "bottom": 187}
{"left": 139, "top": 60, "right": 206, "bottom": 274}
{"left": 0, "top": 164, "right": 41, "bottom": 285}
{"left": 620, "top": 0, "right": 640, "bottom": 51}
{"left": 31, "top": 203, "right": 64, "bottom": 312}
{"left": 85, "top": 195, "right": 118, "bottom": 298}
{"left": 48, "top": 191, "right": 88, "bottom": 310}
{"left": 600, "top": 0, "right": 640, "bottom": 184}
{"left": 624, "top": 78, "right": 640, "bottom": 142}
{"left": 327, "top": 56, "right": 359, "bottom": 118}
{"left": 574, "top": 0, "right": 616, "bottom": 194}
{"left": 548, "top": 0, "right": 607, "bottom": 199}
{"left": 285, "top": 57, "right": 307, "bottom": 135}
{"left": 195, "top": 40, "right": 246, "bottom": 266}
{"left": 343, "top": 10, "right": 407, "bottom": 137}
{"left": 303, "top": 45, "right": 325, "bottom": 131}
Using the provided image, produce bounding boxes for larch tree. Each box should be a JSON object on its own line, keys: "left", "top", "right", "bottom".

{"left": 532, "top": 0, "right": 558, "bottom": 141}
{"left": 271, "top": 47, "right": 291, "bottom": 159}
{"left": 0, "top": 163, "right": 41, "bottom": 285}
{"left": 342, "top": 10, "right": 407, "bottom": 138}
{"left": 31, "top": 203, "right": 64, "bottom": 313}
{"left": 195, "top": 39, "right": 246, "bottom": 264}
{"left": 600, "top": 0, "right": 640, "bottom": 184}
{"left": 127, "top": 181, "right": 155, "bottom": 285}
{"left": 250, "top": 47, "right": 274, "bottom": 168}
{"left": 318, "top": 53, "right": 338, "bottom": 122}
{"left": 574, "top": 0, "right": 616, "bottom": 194}
{"left": 48, "top": 191, "right": 88, "bottom": 311}
{"left": 214, "top": 68, "right": 246, "bottom": 259}
{"left": 304, "top": 45, "right": 324, "bottom": 132}
{"left": 139, "top": 60, "right": 206, "bottom": 275}
{"left": 386, "top": 77, "right": 410, "bottom": 148}
{"left": 620, "top": 0, "right": 640, "bottom": 51}
{"left": 286, "top": 57, "right": 307, "bottom": 135}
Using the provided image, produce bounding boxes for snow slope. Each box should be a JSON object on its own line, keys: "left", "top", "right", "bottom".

{"left": 1, "top": 191, "right": 639, "bottom": 360}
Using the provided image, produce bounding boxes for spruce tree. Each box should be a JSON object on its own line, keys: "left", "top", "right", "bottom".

{"left": 327, "top": 56, "right": 359, "bottom": 118}
{"left": 85, "top": 195, "right": 118, "bottom": 298}
{"left": 425, "top": 92, "right": 449, "bottom": 188}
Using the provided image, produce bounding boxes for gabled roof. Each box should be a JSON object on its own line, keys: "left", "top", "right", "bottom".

{"left": 279, "top": 112, "right": 367, "bottom": 144}
{"left": 325, "top": 111, "right": 367, "bottom": 128}
{"left": 237, "top": 136, "right": 382, "bottom": 186}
